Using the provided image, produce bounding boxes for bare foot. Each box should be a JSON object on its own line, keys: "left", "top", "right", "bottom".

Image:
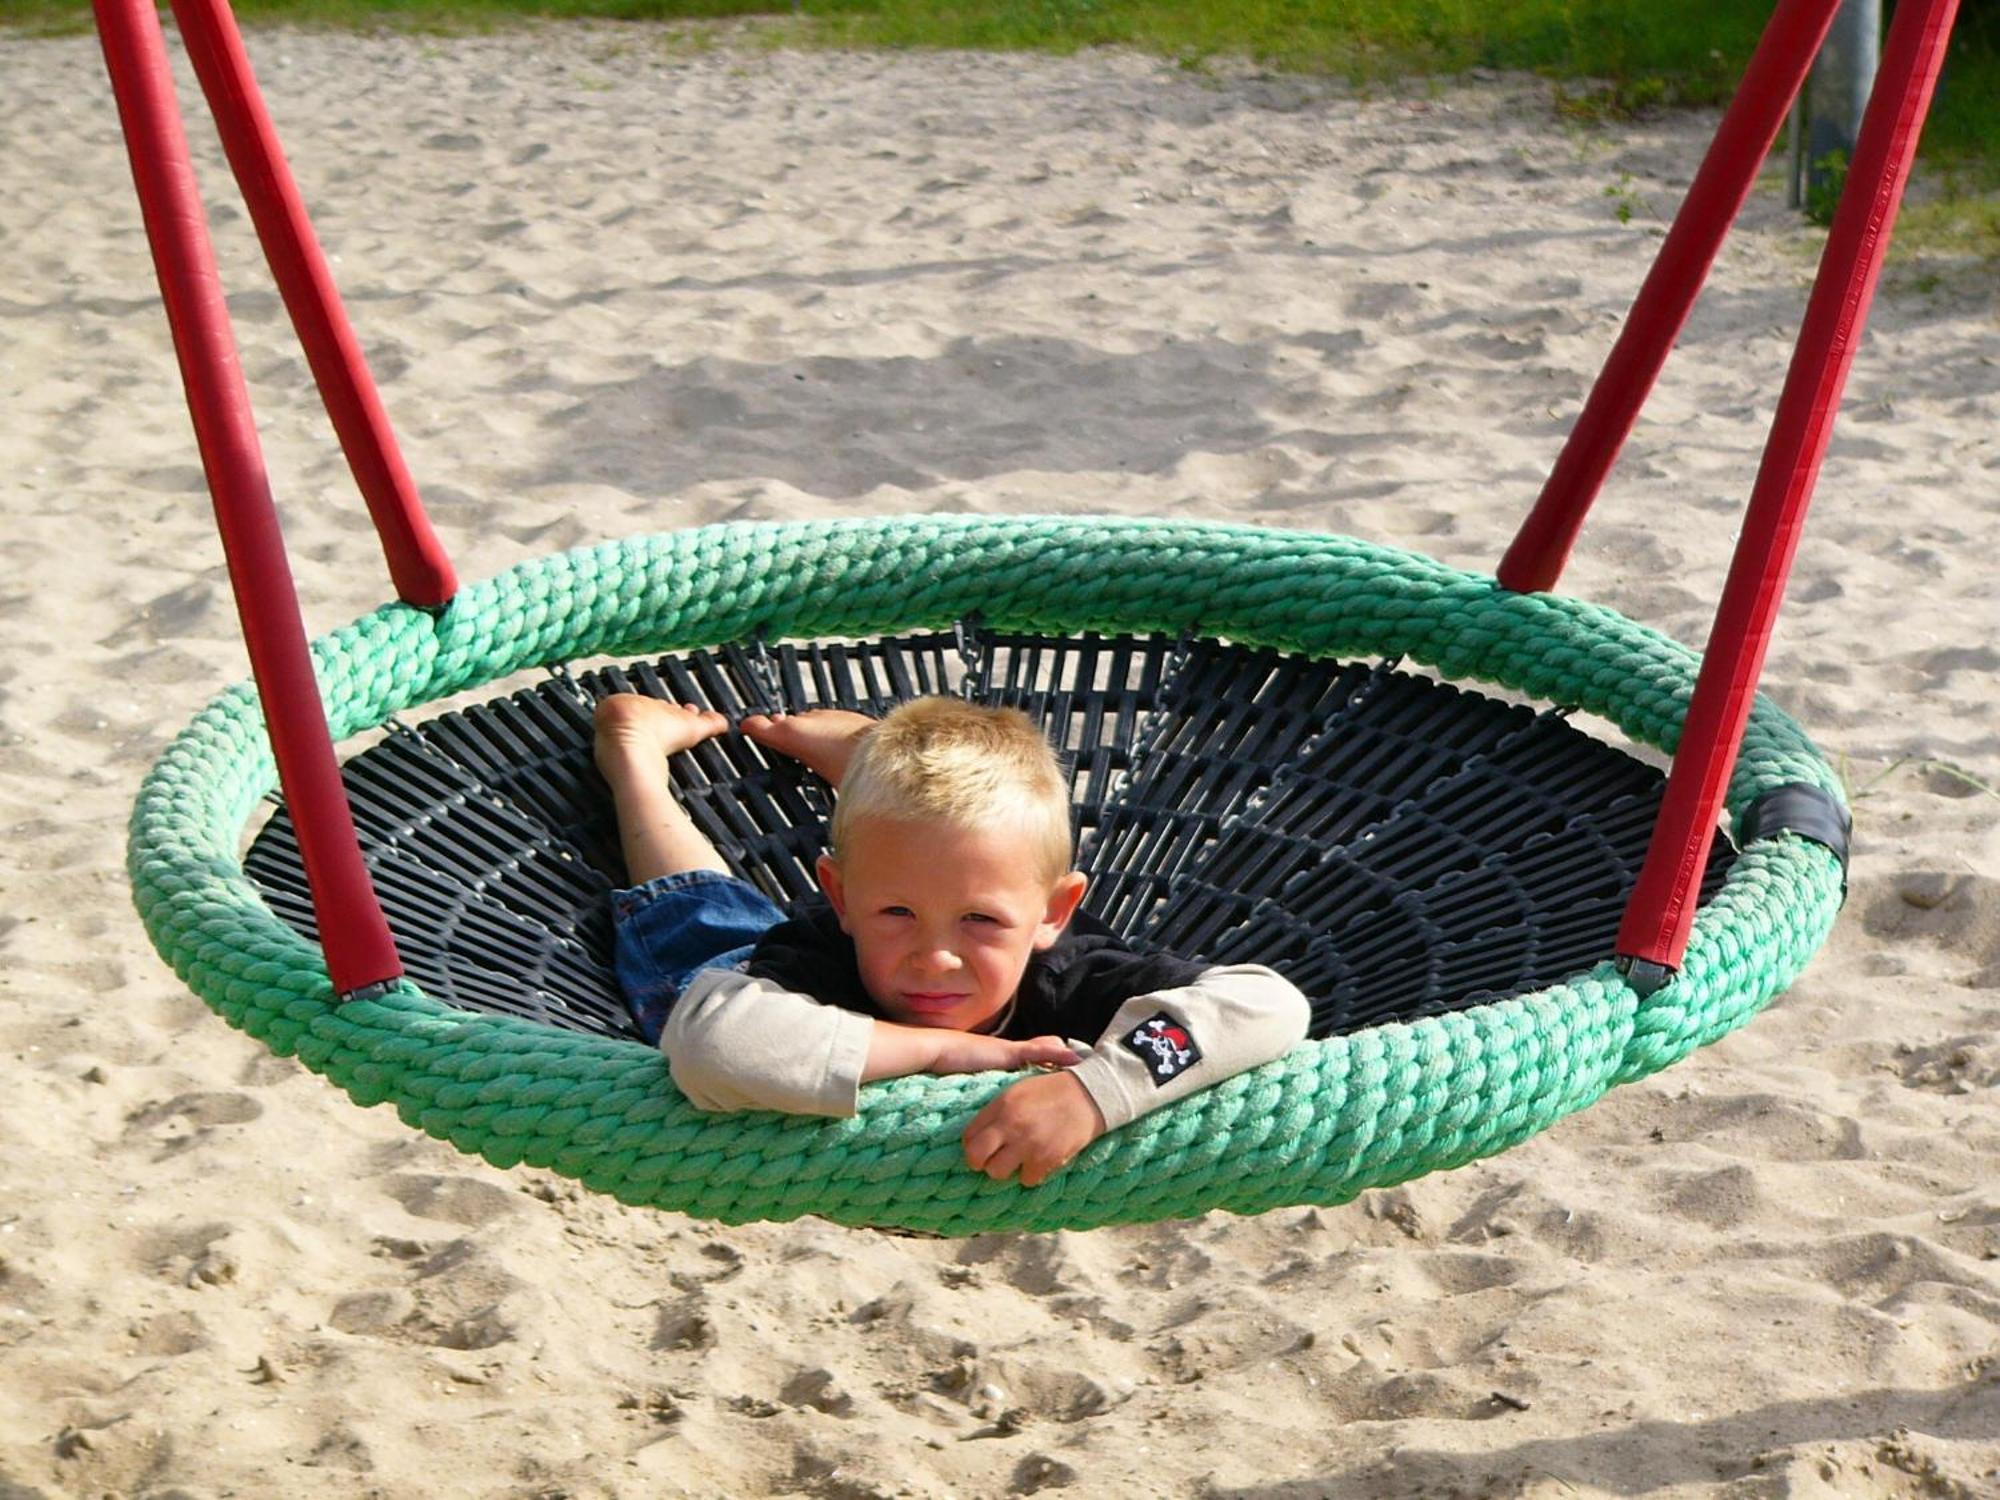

{"left": 593, "top": 694, "right": 728, "bottom": 780}
{"left": 740, "top": 708, "right": 876, "bottom": 786}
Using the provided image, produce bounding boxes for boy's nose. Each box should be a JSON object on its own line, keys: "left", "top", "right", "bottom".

{"left": 913, "top": 945, "right": 962, "bottom": 975}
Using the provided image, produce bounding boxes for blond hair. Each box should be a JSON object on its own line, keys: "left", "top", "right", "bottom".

{"left": 830, "top": 698, "right": 1074, "bottom": 883}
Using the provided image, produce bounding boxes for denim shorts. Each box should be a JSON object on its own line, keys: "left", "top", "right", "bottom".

{"left": 611, "top": 870, "right": 787, "bottom": 1043}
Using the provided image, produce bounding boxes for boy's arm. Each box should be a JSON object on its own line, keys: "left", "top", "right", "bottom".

{"left": 962, "top": 964, "right": 1310, "bottom": 1186}
{"left": 661, "top": 970, "right": 1076, "bottom": 1116}
{"left": 1061, "top": 964, "right": 1311, "bottom": 1132}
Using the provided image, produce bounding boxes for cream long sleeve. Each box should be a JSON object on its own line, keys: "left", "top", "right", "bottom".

{"left": 660, "top": 963, "right": 1309, "bottom": 1127}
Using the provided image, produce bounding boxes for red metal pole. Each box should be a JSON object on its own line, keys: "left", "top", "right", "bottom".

{"left": 96, "top": 0, "right": 404, "bottom": 996}
{"left": 1616, "top": 0, "right": 1960, "bottom": 979}
{"left": 1497, "top": 0, "right": 1845, "bottom": 594}
{"left": 169, "top": 0, "right": 458, "bottom": 610}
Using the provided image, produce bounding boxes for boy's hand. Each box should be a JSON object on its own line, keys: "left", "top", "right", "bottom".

{"left": 865, "top": 1025, "right": 1078, "bottom": 1083}
{"left": 962, "top": 1071, "right": 1107, "bottom": 1188}
{"left": 923, "top": 1031, "right": 1079, "bottom": 1077}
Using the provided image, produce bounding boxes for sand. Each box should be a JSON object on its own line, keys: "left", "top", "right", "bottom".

{"left": 1, "top": 20, "right": 1996, "bottom": 1498}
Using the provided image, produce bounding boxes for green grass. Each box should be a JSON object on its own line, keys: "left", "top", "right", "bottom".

{"left": 1898, "top": 8, "right": 2000, "bottom": 259}
{"left": 0, "top": 0, "right": 1769, "bottom": 82}
{"left": 14, "top": 0, "right": 1995, "bottom": 256}
{"left": 1, "top": 0, "right": 771, "bottom": 33}
{"left": 799, "top": 0, "right": 1762, "bottom": 95}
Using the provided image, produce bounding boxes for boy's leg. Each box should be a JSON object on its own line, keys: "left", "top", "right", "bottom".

{"left": 740, "top": 709, "right": 875, "bottom": 787}
{"left": 594, "top": 695, "right": 731, "bottom": 884}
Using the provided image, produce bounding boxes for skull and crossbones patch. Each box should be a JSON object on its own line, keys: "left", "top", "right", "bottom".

{"left": 1122, "top": 1012, "right": 1202, "bottom": 1086}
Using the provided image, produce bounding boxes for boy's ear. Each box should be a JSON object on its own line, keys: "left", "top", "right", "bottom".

{"left": 1033, "top": 872, "right": 1089, "bottom": 950}
{"left": 815, "top": 853, "right": 849, "bottom": 927}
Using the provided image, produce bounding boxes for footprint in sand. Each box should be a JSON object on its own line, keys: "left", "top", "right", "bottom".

{"left": 126, "top": 1091, "right": 263, "bottom": 1131}
{"left": 123, "top": 1091, "right": 262, "bottom": 1159}
{"left": 334, "top": 1239, "right": 525, "bottom": 1351}
{"left": 328, "top": 1288, "right": 415, "bottom": 1336}
{"left": 1858, "top": 872, "right": 2000, "bottom": 983}
{"left": 140, "top": 1220, "right": 241, "bottom": 1288}
{"left": 652, "top": 1295, "right": 717, "bottom": 1351}
{"left": 125, "top": 1308, "right": 210, "bottom": 1356}
{"left": 1892, "top": 1033, "right": 2000, "bottom": 1094}
{"left": 379, "top": 1172, "right": 521, "bottom": 1228}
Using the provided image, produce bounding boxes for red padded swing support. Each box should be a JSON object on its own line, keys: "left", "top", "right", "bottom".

{"left": 1497, "top": 0, "right": 1845, "bottom": 594}
{"left": 96, "top": 0, "right": 403, "bottom": 996}
{"left": 1615, "top": 0, "right": 1960, "bottom": 975}
{"left": 169, "top": 0, "right": 457, "bottom": 610}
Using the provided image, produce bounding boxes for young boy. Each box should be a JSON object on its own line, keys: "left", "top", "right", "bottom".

{"left": 595, "top": 692, "right": 1309, "bottom": 1187}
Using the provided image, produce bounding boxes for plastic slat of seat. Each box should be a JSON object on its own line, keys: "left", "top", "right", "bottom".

{"left": 1082, "top": 646, "right": 1371, "bottom": 943}
{"left": 802, "top": 642, "right": 869, "bottom": 711}
{"left": 823, "top": 642, "right": 886, "bottom": 709}
{"left": 340, "top": 741, "right": 611, "bottom": 936}
{"left": 362, "top": 856, "right": 623, "bottom": 1035}
{"left": 1083, "top": 810, "right": 1233, "bottom": 938}
{"left": 243, "top": 632, "right": 1743, "bottom": 1044}
{"left": 978, "top": 633, "right": 1175, "bottom": 839}
{"left": 1229, "top": 895, "right": 1339, "bottom": 972}
{"left": 1142, "top": 874, "right": 1329, "bottom": 969}
{"left": 1249, "top": 676, "right": 1537, "bottom": 848}
{"left": 719, "top": 642, "right": 785, "bottom": 715}
{"left": 1279, "top": 736, "right": 1734, "bottom": 1035}
{"left": 245, "top": 769, "right": 632, "bottom": 1039}
{"left": 739, "top": 633, "right": 966, "bottom": 892}
{"left": 493, "top": 686, "right": 616, "bottom": 859}
{"left": 1274, "top": 710, "right": 1577, "bottom": 913}
{"left": 1418, "top": 857, "right": 1541, "bottom": 944}
{"left": 1426, "top": 722, "right": 1656, "bottom": 839}
{"left": 1067, "top": 640, "right": 1162, "bottom": 828}
{"left": 990, "top": 635, "right": 1169, "bottom": 894}
{"left": 880, "top": 635, "right": 962, "bottom": 703}
{"left": 241, "top": 817, "right": 316, "bottom": 927}
{"left": 588, "top": 648, "right": 763, "bottom": 725}
{"left": 1137, "top": 691, "right": 1643, "bottom": 1029}
{"left": 960, "top": 636, "right": 1136, "bottom": 892}
{"left": 1136, "top": 654, "right": 1369, "bottom": 832}
{"left": 347, "top": 747, "right": 598, "bottom": 926}
{"left": 1299, "top": 673, "right": 1529, "bottom": 795}
{"left": 411, "top": 681, "right": 611, "bottom": 877}
{"left": 789, "top": 634, "right": 964, "bottom": 715}
{"left": 247, "top": 672, "right": 641, "bottom": 1038}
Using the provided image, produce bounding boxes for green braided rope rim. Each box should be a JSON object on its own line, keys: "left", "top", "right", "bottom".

{"left": 128, "top": 517, "right": 1846, "bottom": 1234}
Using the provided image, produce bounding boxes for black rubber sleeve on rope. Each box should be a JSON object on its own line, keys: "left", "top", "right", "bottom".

{"left": 1619, "top": 781, "right": 1849, "bottom": 998}
{"left": 1618, "top": 956, "right": 1677, "bottom": 997}
{"left": 1735, "top": 783, "right": 1853, "bottom": 891}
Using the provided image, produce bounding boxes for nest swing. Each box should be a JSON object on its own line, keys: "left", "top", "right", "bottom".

{"left": 101, "top": 0, "right": 1938, "bottom": 1233}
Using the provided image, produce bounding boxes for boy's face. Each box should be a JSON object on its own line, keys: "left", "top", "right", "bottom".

{"left": 817, "top": 814, "right": 1087, "bottom": 1034}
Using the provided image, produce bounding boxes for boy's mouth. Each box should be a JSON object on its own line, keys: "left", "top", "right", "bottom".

{"left": 900, "top": 991, "right": 972, "bottom": 1013}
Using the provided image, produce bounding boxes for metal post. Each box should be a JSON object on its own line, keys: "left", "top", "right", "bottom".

{"left": 1790, "top": 0, "right": 1883, "bottom": 214}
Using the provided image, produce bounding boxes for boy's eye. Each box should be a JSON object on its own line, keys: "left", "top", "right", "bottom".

{"left": 881, "top": 905, "right": 914, "bottom": 918}
{"left": 963, "top": 912, "right": 1000, "bottom": 926}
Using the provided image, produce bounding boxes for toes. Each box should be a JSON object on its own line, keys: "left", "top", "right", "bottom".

{"left": 592, "top": 692, "right": 651, "bottom": 732}
{"left": 592, "top": 694, "right": 727, "bottom": 750}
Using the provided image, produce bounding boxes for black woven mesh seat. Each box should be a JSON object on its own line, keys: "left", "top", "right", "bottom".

{"left": 244, "top": 627, "right": 1735, "bottom": 1044}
